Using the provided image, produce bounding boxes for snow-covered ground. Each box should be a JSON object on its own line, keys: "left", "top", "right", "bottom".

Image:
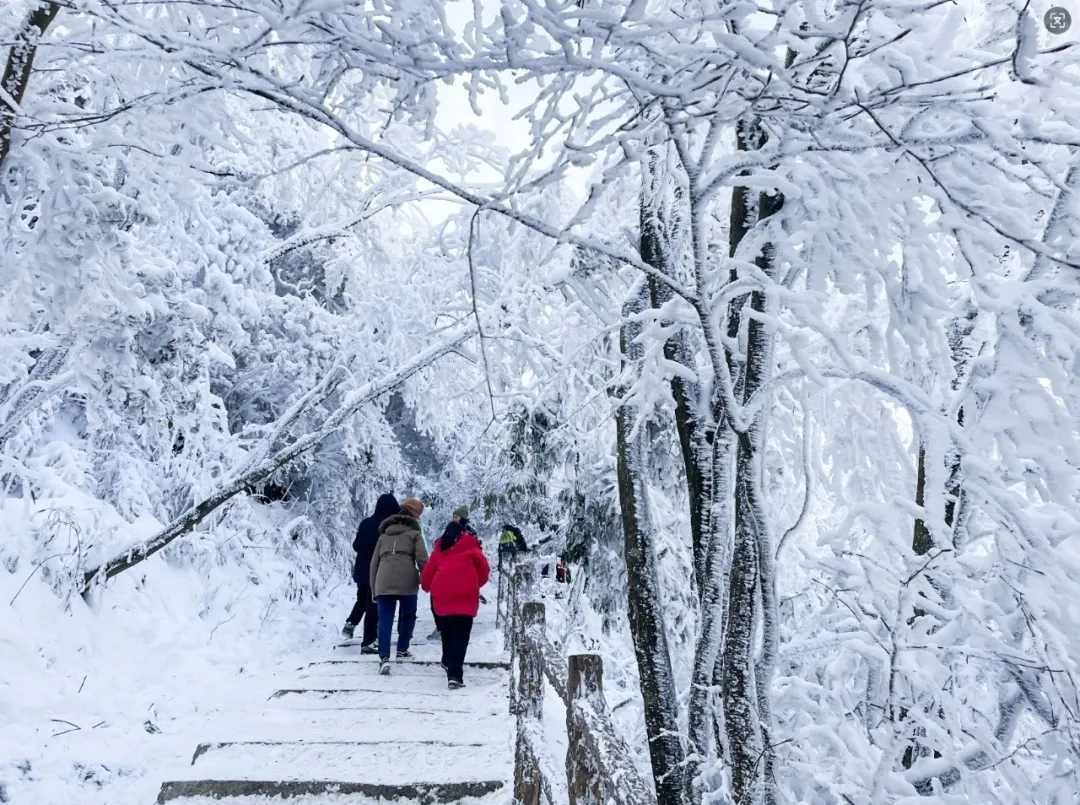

{"left": 0, "top": 522, "right": 502, "bottom": 805}
{"left": 2, "top": 555, "right": 335, "bottom": 804}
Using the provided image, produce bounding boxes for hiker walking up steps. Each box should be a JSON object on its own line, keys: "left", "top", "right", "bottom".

{"left": 422, "top": 509, "right": 490, "bottom": 689}
{"left": 370, "top": 497, "right": 428, "bottom": 675}
{"left": 425, "top": 506, "right": 477, "bottom": 643}
{"left": 342, "top": 493, "right": 399, "bottom": 651}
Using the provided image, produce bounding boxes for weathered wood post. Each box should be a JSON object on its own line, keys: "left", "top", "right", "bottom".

{"left": 497, "top": 551, "right": 511, "bottom": 629}
{"left": 506, "top": 559, "right": 536, "bottom": 652}
{"left": 513, "top": 602, "right": 545, "bottom": 805}
{"left": 566, "top": 654, "right": 606, "bottom": 805}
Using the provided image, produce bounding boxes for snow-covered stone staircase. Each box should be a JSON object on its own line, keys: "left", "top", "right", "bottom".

{"left": 154, "top": 600, "right": 511, "bottom": 804}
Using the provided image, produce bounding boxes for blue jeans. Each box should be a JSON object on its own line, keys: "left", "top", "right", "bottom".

{"left": 376, "top": 594, "right": 417, "bottom": 657}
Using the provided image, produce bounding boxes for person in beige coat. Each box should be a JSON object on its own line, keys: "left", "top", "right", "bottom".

{"left": 370, "top": 497, "right": 428, "bottom": 673}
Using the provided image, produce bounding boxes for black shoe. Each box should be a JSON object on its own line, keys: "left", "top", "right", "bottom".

{"left": 360, "top": 643, "right": 378, "bottom": 655}
{"left": 396, "top": 650, "right": 414, "bottom": 660}
{"left": 341, "top": 623, "right": 356, "bottom": 639}
{"left": 379, "top": 658, "right": 391, "bottom": 675}
{"left": 448, "top": 679, "right": 465, "bottom": 689}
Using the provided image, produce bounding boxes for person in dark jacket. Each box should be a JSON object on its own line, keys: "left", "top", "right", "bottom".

{"left": 421, "top": 519, "right": 490, "bottom": 688}
{"left": 342, "top": 493, "right": 399, "bottom": 651}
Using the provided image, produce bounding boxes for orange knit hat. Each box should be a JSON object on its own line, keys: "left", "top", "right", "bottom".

{"left": 401, "top": 498, "right": 424, "bottom": 518}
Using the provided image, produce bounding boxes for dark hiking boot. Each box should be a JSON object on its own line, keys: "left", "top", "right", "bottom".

{"left": 379, "top": 658, "right": 391, "bottom": 675}
{"left": 360, "top": 643, "right": 378, "bottom": 655}
{"left": 448, "top": 679, "right": 465, "bottom": 690}
{"left": 341, "top": 623, "right": 356, "bottom": 639}
{"left": 426, "top": 628, "right": 440, "bottom": 641}
{"left": 396, "top": 650, "right": 414, "bottom": 660}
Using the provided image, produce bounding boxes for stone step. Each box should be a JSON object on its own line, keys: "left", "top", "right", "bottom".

{"left": 267, "top": 688, "right": 500, "bottom": 715}
{"left": 190, "top": 739, "right": 488, "bottom": 764}
{"left": 316, "top": 656, "right": 510, "bottom": 671}
{"left": 160, "top": 737, "right": 510, "bottom": 803}
{"left": 197, "top": 706, "right": 510, "bottom": 744}
{"left": 157, "top": 779, "right": 504, "bottom": 804}
{"left": 297, "top": 669, "right": 506, "bottom": 686}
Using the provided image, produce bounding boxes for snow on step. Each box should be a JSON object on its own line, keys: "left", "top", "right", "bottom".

{"left": 329, "top": 645, "right": 507, "bottom": 665}
{"left": 267, "top": 688, "right": 502, "bottom": 716}
{"left": 174, "top": 739, "right": 511, "bottom": 784}
{"left": 198, "top": 705, "right": 510, "bottom": 745}
{"left": 297, "top": 667, "right": 507, "bottom": 686}
{"left": 190, "top": 739, "right": 488, "bottom": 764}
{"left": 158, "top": 604, "right": 511, "bottom": 803}
{"left": 314, "top": 656, "right": 510, "bottom": 671}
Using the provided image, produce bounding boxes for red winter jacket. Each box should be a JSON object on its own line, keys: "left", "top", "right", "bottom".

{"left": 421, "top": 525, "right": 490, "bottom": 617}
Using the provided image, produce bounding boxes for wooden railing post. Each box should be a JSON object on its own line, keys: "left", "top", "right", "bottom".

{"left": 567, "top": 654, "right": 606, "bottom": 805}
{"left": 496, "top": 552, "right": 511, "bottom": 629}
{"left": 516, "top": 603, "right": 545, "bottom": 716}
{"left": 565, "top": 652, "right": 657, "bottom": 805}
{"left": 505, "top": 559, "right": 536, "bottom": 652}
{"left": 513, "top": 602, "right": 545, "bottom": 805}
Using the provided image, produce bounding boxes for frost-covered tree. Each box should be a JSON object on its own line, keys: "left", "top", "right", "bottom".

{"left": 5, "top": 1, "right": 1080, "bottom": 804}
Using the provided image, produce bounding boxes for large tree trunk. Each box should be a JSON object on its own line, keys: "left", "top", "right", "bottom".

{"left": 640, "top": 148, "right": 712, "bottom": 596}
{"left": 723, "top": 186, "right": 784, "bottom": 805}
{"left": 717, "top": 95, "right": 789, "bottom": 800}
{"left": 683, "top": 429, "right": 732, "bottom": 803}
{"left": 616, "top": 279, "right": 687, "bottom": 805}
{"left": 647, "top": 267, "right": 710, "bottom": 594}
{"left": 638, "top": 146, "right": 724, "bottom": 803}
{"left": 710, "top": 110, "right": 763, "bottom": 721}
{"left": 678, "top": 112, "right": 768, "bottom": 803}
{"left": 0, "top": 3, "right": 59, "bottom": 172}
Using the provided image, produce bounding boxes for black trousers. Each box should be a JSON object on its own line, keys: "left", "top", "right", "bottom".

{"left": 439, "top": 614, "right": 474, "bottom": 682}
{"left": 431, "top": 598, "right": 443, "bottom": 633}
{"left": 346, "top": 583, "right": 378, "bottom": 645}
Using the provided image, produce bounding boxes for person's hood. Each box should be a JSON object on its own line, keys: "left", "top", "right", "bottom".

{"left": 373, "top": 493, "right": 400, "bottom": 521}
{"left": 380, "top": 513, "right": 420, "bottom": 534}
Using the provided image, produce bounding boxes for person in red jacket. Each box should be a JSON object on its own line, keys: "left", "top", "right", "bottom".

{"left": 421, "top": 518, "right": 490, "bottom": 689}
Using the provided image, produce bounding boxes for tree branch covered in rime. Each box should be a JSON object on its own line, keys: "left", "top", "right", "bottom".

{"left": 0, "top": 3, "right": 59, "bottom": 171}
{"left": 0, "top": 337, "right": 74, "bottom": 454}
{"left": 79, "top": 327, "right": 474, "bottom": 593}
{"left": 229, "top": 360, "right": 352, "bottom": 480}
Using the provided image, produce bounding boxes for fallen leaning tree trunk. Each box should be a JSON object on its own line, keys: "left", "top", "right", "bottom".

{"left": 80, "top": 326, "right": 476, "bottom": 596}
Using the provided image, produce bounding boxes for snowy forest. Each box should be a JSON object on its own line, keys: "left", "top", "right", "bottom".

{"left": 3, "top": 0, "right": 1080, "bottom": 803}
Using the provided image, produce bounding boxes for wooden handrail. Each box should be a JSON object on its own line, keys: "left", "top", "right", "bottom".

{"left": 506, "top": 558, "right": 656, "bottom": 805}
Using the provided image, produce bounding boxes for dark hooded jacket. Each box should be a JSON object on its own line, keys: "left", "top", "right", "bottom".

{"left": 352, "top": 493, "right": 400, "bottom": 585}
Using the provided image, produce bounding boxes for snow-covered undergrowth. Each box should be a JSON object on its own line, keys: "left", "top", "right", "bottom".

{"left": 1, "top": 487, "right": 349, "bottom": 805}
